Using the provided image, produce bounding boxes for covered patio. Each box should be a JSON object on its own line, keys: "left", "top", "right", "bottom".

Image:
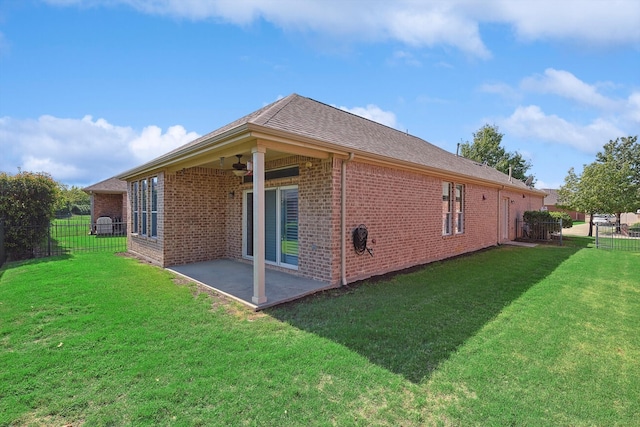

{"left": 168, "top": 259, "right": 335, "bottom": 310}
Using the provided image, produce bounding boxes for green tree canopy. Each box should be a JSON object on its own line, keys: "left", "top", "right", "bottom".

{"left": 0, "top": 171, "right": 60, "bottom": 259}
{"left": 55, "top": 183, "right": 90, "bottom": 214}
{"left": 558, "top": 135, "right": 640, "bottom": 235}
{"left": 460, "top": 124, "right": 533, "bottom": 183}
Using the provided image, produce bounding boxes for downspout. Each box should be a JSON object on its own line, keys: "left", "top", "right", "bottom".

{"left": 341, "top": 153, "right": 355, "bottom": 286}
{"left": 497, "top": 186, "right": 503, "bottom": 245}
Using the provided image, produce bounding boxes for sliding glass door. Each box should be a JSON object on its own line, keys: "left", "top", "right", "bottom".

{"left": 244, "top": 186, "right": 298, "bottom": 268}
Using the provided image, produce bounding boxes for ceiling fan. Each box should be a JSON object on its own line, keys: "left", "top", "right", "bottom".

{"left": 220, "top": 154, "right": 252, "bottom": 176}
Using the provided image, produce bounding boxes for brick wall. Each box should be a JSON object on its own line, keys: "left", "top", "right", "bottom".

{"left": 298, "top": 157, "right": 336, "bottom": 283}
{"left": 92, "top": 193, "right": 125, "bottom": 222}
{"left": 125, "top": 156, "right": 544, "bottom": 285}
{"left": 339, "top": 161, "right": 543, "bottom": 284}
{"left": 162, "top": 168, "right": 233, "bottom": 266}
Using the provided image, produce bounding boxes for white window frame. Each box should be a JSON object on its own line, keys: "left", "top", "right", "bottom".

{"left": 455, "top": 183, "right": 465, "bottom": 234}
{"left": 151, "top": 176, "right": 158, "bottom": 238}
{"left": 442, "top": 182, "right": 452, "bottom": 236}
{"left": 131, "top": 181, "right": 139, "bottom": 234}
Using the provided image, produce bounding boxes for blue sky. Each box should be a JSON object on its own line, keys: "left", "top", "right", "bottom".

{"left": 1, "top": 0, "right": 639, "bottom": 189}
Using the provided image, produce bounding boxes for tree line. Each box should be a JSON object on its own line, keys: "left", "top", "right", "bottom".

{"left": 559, "top": 136, "right": 639, "bottom": 236}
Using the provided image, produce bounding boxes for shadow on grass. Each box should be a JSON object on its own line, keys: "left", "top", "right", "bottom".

{"left": 0, "top": 253, "right": 73, "bottom": 280}
{"left": 268, "top": 237, "right": 593, "bottom": 384}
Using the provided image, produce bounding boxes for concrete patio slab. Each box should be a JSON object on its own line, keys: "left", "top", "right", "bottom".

{"left": 168, "top": 259, "right": 335, "bottom": 310}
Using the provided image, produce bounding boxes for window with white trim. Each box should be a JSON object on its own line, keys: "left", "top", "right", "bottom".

{"left": 141, "top": 178, "right": 148, "bottom": 236}
{"left": 131, "top": 176, "right": 157, "bottom": 237}
{"left": 442, "top": 182, "right": 452, "bottom": 235}
{"left": 132, "top": 181, "right": 139, "bottom": 234}
{"left": 151, "top": 176, "right": 158, "bottom": 237}
{"left": 443, "top": 181, "right": 465, "bottom": 235}
{"left": 455, "top": 184, "right": 464, "bottom": 234}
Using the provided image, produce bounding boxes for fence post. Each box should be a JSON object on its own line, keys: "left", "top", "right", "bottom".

{"left": 595, "top": 223, "right": 599, "bottom": 248}
{"left": 47, "top": 222, "right": 52, "bottom": 257}
{"left": 559, "top": 218, "right": 563, "bottom": 246}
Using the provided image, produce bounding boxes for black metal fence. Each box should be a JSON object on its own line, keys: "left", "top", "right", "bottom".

{"left": 0, "top": 219, "right": 5, "bottom": 267}
{"left": 0, "top": 217, "right": 127, "bottom": 264}
{"left": 516, "top": 218, "right": 563, "bottom": 245}
{"left": 595, "top": 223, "right": 640, "bottom": 251}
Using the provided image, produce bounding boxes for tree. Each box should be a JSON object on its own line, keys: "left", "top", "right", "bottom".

{"left": 0, "top": 171, "right": 59, "bottom": 260}
{"left": 559, "top": 167, "right": 600, "bottom": 236}
{"left": 55, "top": 183, "right": 91, "bottom": 216}
{"left": 559, "top": 143, "right": 640, "bottom": 236}
{"left": 596, "top": 136, "right": 640, "bottom": 183}
{"left": 460, "top": 124, "right": 533, "bottom": 183}
{"left": 593, "top": 135, "right": 640, "bottom": 227}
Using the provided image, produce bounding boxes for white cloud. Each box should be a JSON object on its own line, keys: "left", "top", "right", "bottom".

{"left": 337, "top": 104, "right": 398, "bottom": 128}
{"left": 388, "top": 50, "right": 422, "bottom": 67}
{"left": 521, "top": 68, "right": 619, "bottom": 110}
{"left": 492, "top": 0, "right": 640, "bottom": 46}
{"left": 479, "top": 82, "right": 521, "bottom": 102}
{"left": 0, "top": 115, "right": 199, "bottom": 186}
{"left": 130, "top": 125, "right": 199, "bottom": 161}
{"left": 43, "top": 0, "right": 640, "bottom": 58}
{"left": 627, "top": 92, "right": 640, "bottom": 123}
{"left": 500, "top": 105, "right": 625, "bottom": 154}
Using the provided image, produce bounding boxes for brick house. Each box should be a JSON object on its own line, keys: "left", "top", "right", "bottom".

{"left": 83, "top": 177, "right": 128, "bottom": 229}
{"left": 118, "top": 94, "right": 545, "bottom": 304}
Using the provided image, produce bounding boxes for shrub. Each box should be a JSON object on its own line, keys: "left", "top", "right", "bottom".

{"left": 0, "top": 172, "right": 59, "bottom": 260}
{"left": 71, "top": 204, "right": 91, "bottom": 215}
{"left": 522, "top": 210, "right": 561, "bottom": 240}
{"left": 630, "top": 222, "right": 640, "bottom": 232}
{"left": 549, "top": 211, "right": 573, "bottom": 228}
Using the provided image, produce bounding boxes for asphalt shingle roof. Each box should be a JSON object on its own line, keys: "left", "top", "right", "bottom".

{"left": 132, "top": 93, "right": 539, "bottom": 192}
{"left": 83, "top": 177, "right": 128, "bottom": 193}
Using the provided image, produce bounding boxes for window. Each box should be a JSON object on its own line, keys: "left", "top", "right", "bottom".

{"left": 151, "top": 177, "right": 158, "bottom": 237}
{"left": 443, "top": 181, "right": 465, "bottom": 235}
{"left": 455, "top": 184, "right": 464, "bottom": 234}
{"left": 131, "top": 176, "right": 157, "bottom": 237}
{"left": 132, "top": 181, "right": 139, "bottom": 234}
{"left": 442, "top": 182, "right": 452, "bottom": 235}
{"left": 141, "top": 179, "right": 148, "bottom": 236}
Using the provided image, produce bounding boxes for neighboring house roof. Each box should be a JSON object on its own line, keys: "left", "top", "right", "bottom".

{"left": 83, "top": 177, "right": 128, "bottom": 194}
{"left": 119, "top": 93, "right": 543, "bottom": 194}
{"left": 543, "top": 189, "right": 559, "bottom": 206}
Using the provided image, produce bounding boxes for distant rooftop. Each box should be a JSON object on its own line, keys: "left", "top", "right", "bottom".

{"left": 83, "top": 177, "right": 127, "bottom": 193}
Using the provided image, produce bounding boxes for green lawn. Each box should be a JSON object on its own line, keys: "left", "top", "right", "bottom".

{"left": 1, "top": 238, "right": 639, "bottom": 426}
{"left": 50, "top": 215, "right": 126, "bottom": 254}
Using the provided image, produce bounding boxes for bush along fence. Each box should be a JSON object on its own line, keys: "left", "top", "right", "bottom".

{"left": 595, "top": 223, "right": 640, "bottom": 252}
{"left": 0, "top": 216, "right": 127, "bottom": 264}
{"left": 516, "top": 211, "right": 564, "bottom": 245}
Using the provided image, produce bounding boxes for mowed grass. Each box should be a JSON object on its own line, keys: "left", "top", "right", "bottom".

{"left": 1, "top": 239, "right": 639, "bottom": 426}
{"left": 51, "top": 216, "right": 126, "bottom": 253}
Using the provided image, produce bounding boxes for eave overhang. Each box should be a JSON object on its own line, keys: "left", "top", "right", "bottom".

{"left": 118, "top": 122, "right": 545, "bottom": 198}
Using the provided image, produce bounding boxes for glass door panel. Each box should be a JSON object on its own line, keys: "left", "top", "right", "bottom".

{"left": 280, "top": 188, "right": 298, "bottom": 266}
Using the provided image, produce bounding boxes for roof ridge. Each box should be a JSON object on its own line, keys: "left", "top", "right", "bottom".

{"left": 251, "top": 93, "right": 299, "bottom": 126}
